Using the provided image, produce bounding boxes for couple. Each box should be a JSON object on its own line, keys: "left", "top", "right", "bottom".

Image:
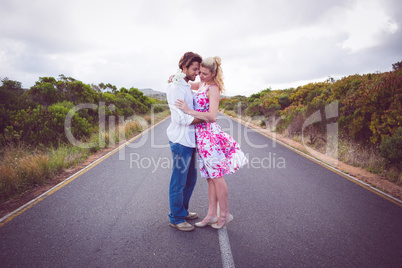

{"left": 166, "top": 52, "right": 248, "bottom": 232}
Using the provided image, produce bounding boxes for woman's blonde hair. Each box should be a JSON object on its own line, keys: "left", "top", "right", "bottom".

{"left": 201, "top": 56, "right": 224, "bottom": 93}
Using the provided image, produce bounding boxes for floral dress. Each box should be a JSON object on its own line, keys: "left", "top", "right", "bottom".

{"left": 194, "top": 84, "right": 248, "bottom": 178}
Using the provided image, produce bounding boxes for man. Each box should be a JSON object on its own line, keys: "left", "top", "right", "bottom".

{"left": 166, "top": 52, "right": 211, "bottom": 231}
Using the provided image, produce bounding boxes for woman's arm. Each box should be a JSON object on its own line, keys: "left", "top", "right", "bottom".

{"left": 175, "top": 85, "right": 220, "bottom": 122}
{"left": 169, "top": 75, "right": 200, "bottom": 91}
{"left": 189, "top": 81, "right": 201, "bottom": 90}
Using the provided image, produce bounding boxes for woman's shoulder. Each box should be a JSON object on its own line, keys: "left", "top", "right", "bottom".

{"left": 206, "top": 84, "right": 220, "bottom": 100}
{"left": 208, "top": 84, "right": 220, "bottom": 93}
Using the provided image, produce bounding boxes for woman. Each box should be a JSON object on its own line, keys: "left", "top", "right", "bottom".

{"left": 175, "top": 56, "right": 248, "bottom": 229}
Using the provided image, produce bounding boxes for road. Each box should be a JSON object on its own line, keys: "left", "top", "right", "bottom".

{"left": 1, "top": 114, "right": 402, "bottom": 267}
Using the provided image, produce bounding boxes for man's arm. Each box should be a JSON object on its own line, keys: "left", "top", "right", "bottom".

{"left": 167, "top": 85, "right": 196, "bottom": 126}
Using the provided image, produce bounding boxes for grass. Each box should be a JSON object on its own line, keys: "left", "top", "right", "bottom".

{"left": 0, "top": 111, "right": 171, "bottom": 203}
{"left": 338, "top": 140, "right": 384, "bottom": 171}
{"left": 0, "top": 143, "right": 92, "bottom": 203}
{"left": 287, "top": 132, "right": 397, "bottom": 182}
{"left": 338, "top": 139, "right": 401, "bottom": 185}
{"left": 294, "top": 134, "right": 400, "bottom": 184}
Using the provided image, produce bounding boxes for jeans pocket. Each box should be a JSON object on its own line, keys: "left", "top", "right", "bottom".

{"left": 170, "top": 141, "right": 181, "bottom": 155}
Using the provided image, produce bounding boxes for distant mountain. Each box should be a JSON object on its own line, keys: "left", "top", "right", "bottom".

{"left": 139, "top": 88, "right": 166, "bottom": 101}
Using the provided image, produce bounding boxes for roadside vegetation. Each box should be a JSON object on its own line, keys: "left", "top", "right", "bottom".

{"left": 0, "top": 75, "right": 169, "bottom": 203}
{"left": 220, "top": 61, "right": 402, "bottom": 185}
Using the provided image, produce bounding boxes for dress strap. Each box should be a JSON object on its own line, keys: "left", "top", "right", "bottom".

{"left": 204, "top": 83, "right": 217, "bottom": 92}
{"left": 197, "top": 83, "right": 217, "bottom": 94}
{"left": 207, "top": 83, "right": 217, "bottom": 89}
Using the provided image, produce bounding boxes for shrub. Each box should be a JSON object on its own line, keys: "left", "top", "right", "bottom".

{"left": 278, "top": 94, "right": 290, "bottom": 109}
{"left": 340, "top": 69, "right": 402, "bottom": 144}
{"left": 219, "top": 98, "right": 231, "bottom": 109}
{"left": 6, "top": 103, "right": 93, "bottom": 146}
{"left": 224, "top": 102, "right": 234, "bottom": 111}
{"left": 245, "top": 103, "right": 259, "bottom": 116}
{"left": 380, "top": 127, "right": 402, "bottom": 170}
{"left": 28, "top": 77, "right": 60, "bottom": 106}
{"left": 287, "top": 113, "right": 304, "bottom": 137}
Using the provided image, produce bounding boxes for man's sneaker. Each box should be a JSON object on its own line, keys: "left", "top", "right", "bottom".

{"left": 169, "top": 221, "right": 194, "bottom": 232}
{"left": 185, "top": 212, "right": 199, "bottom": 220}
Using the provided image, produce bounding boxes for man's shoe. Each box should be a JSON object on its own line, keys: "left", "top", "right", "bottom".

{"left": 185, "top": 212, "right": 199, "bottom": 220}
{"left": 169, "top": 221, "right": 194, "bottom": 232}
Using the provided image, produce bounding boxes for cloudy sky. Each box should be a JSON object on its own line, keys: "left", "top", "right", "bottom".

{"left": 1, "top": 0, "right": 401, "bottom": 96}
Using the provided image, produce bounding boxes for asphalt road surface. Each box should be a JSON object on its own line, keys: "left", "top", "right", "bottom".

{"left": 1, "top": 114, "right": 402, "bottom": 267}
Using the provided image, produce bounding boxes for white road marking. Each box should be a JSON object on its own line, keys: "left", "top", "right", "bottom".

{"left": 218, "top": 227, "right": 235, "bottom": 268}
{"left": 217, "top": 204, "right": 235, "bottom": 268}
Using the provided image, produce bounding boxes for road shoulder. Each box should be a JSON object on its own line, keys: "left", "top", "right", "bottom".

{"left": 224, "top": 112, "right": 402, "bottom": 203}
{"left": 0, "top": 115, "right": 171, "bottom": 219}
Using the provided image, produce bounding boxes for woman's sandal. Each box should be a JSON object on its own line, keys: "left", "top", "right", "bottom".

{"left": 211, "top": 214, "right": 234, "bottom": 229}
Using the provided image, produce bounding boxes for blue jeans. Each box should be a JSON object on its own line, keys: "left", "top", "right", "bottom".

{"left": 169, "top": 141, "right": 197, "bottom": 224}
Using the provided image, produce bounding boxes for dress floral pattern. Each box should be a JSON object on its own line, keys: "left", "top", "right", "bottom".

{"left": 194, "top": 84, "right": 248, "bottom": 178}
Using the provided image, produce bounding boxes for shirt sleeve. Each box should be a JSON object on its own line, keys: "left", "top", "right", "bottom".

{"left": 167, "top": 85, "right": 195, "bottom": 126}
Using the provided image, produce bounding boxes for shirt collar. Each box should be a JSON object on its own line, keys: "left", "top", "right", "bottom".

{"left": 179, "top": 78, "right": 190, "bottom": 87}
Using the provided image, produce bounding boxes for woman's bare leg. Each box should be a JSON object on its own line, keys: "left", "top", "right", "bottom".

{"left": 213, "top": 176, "right": 230, "bottom": 226}
{"left": 199, "top": 178, "right": 218, "bottom": 224}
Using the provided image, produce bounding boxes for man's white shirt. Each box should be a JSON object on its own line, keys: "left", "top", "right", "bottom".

{"left": 166, "top": 78, "right": 196, "bottom": 148}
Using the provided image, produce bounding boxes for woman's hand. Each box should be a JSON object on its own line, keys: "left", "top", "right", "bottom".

{"left": 168, "top": 74, "right": 174, "bottom": 83}
{"left": 175, "top": 99, "right": 190, "bottom": 114}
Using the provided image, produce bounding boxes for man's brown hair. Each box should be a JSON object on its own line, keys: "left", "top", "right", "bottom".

{"left": 179, "top": 52, "right": 202, "bottom": 70}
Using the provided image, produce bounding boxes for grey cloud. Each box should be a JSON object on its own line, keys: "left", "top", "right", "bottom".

{"left": 0, "top": 0, "right": 91, "bottom": 54}
{"left": 1, "top": 0, "right": 401, "bottom": 95}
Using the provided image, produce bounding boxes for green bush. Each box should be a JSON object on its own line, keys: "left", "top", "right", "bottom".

{"left": 29, "top": 78, "right": 60, "bottom": 106}
{"left": 380, "top": 127, "right": 402, "bottom": 170}
{"left": 245, "top": 102, "right": 261, "bottom": 116}
{"left": 6, "top": 103, "right": 93, "bottom": 146}
{"left": 278, "top": 95, "right": 290, "bottom": 109}
{"left": 224, "top": 102, "right": 234, "bottom": 111}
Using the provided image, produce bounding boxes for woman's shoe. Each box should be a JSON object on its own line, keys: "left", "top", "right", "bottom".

{"left": 194, "top": 217, "right": 218, "bottom": 227}
{"left": 211, "top": 214, "right": 234, "bottom": 229}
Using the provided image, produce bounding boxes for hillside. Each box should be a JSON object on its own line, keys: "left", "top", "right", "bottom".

{"left": 220, "top": 62, "right": 402, "bottom": 184}
{"left": 139, "top": 88, "right": 167, "bottom": 101}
